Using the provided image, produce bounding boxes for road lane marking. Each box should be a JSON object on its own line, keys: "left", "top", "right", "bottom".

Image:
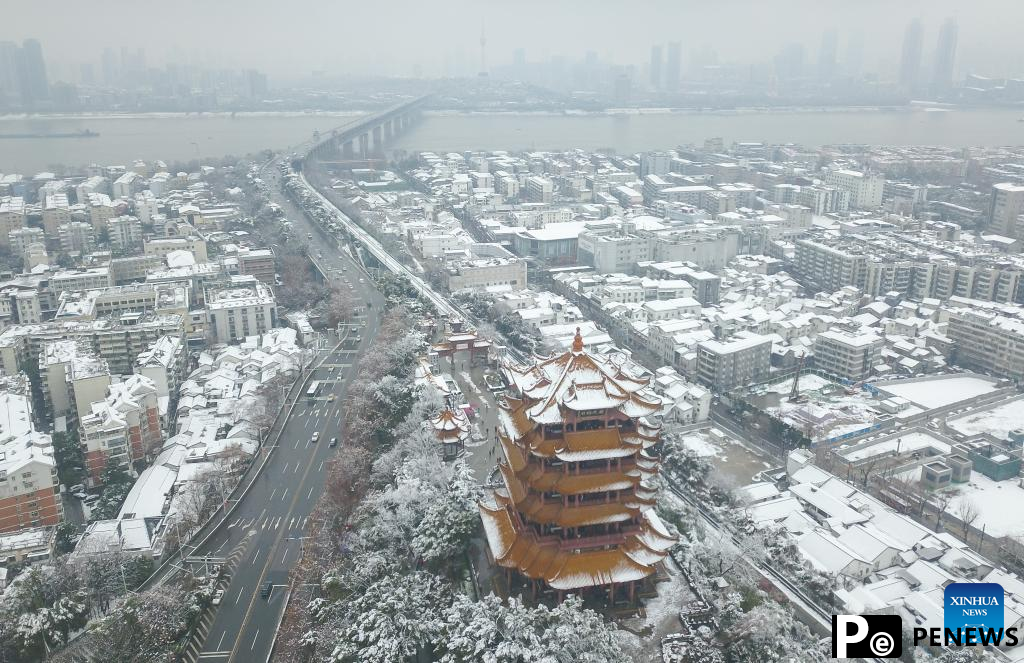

{"left": 269, "top": 489, "right": 277, "bottom": 501}
{"left": 282, "top": 462, "right": 289, "bottom": 474}
{"left": 281, "top": 548, "right": 289, "bottom": 564}
{"left": 294, "top": 463, "right": 300, "bottom": 474}
{"left": 251, "top": 630, "right": 260, "bottom": 651}
{"left": 318, "top": 460, "right": 324, "bottom": 472}
{"left": 280, "top": 488, "right": 289, "bottom": 502}
{"left": 217, "top": 631, "right": 227, "bottom": 650}
{"left": 308, "top": 485, "right": 315, "bottom": 499}
{"left": 235, "top": 587, "right": 244, "bottom": 605}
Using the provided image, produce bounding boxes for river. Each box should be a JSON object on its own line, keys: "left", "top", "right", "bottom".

{"left": 2, "top": 107, "right": 1024, "bottom": 173}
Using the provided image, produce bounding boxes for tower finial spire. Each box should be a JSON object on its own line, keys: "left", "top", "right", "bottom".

{"left": 572, "top": 327, "right": 584, "bottom": 353}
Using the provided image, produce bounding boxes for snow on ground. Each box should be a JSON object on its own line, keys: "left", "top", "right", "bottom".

{"left": 641, "top": 556, "right": 692, "bottom": 633}
{"left": 947, "top": 397, "right": 1024, "bottom": 440}
{"left": 949, "top": 473, "right": 1024, "bottom": 539}
{"left": 840, "top": 431, "right": 951, "bottom": 462}
{"left": 876, "top": 376, "right": 999, "bottom": 410}
{"left": 767, "top": 391, "right": 882, "bottom": 442}
{"left": 762, "top": 374, "right": 835, "bottom": 395}
{"left": 678, "top": 431, "right": 722, "bottom": 458}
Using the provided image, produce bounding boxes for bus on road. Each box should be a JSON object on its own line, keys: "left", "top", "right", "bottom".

{"left": 306, "top": 381, "right": 321, "bottom": 400}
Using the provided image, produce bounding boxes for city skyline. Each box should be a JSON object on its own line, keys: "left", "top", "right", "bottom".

{"left": 1, "top": 0, "right": 1023, "bottom": 82}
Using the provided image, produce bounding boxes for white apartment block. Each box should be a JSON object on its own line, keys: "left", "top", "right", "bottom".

{"left": 0, "top": 197, "right": 25, "bottom": 246}
{"left": 50, "top": 267, "right": 112, "bottom": 296}
{"left": 58, "top": 222, "right": 96, "bottom": 254}
{"left": 947, "top": 308, "right": 1024, "bottom": 381}
{"left": 987, "top": 182, "right": 1024, "bottom": 237}
{"left": 135, "top": 335, "right": 186, "bottom": 406}
{"left": 813, "top": 329, "right": 884, "bottom": 381}
{"left": 42, "top": 194, "right": 71, "bottom": 236}
{"left": 108, "top": 215, "right": 142, "bottom": 251}
{"left": 696, "top": 334, "right": 772, "bottom": 391}
{"left": 525, "top": 176, "right": 553, "bottom": 204}
{"left": 823, "top": 169, "right": 884, "bottom": 209}
{"left": 205, "top": 275, "right": 277, "bottom": 343}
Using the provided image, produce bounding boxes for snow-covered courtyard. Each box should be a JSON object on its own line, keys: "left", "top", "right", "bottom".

{"left": 874, "top": 375, "right": 1001, "bottom": 410}
{"left": 839, "top": 430, "right": 951, "bottom": 463}
{"left": 947, "top": 397, "right": 1024, "bottom": 440}
{"left": 948, "top": 472, "right": 1024, "bottom": 539}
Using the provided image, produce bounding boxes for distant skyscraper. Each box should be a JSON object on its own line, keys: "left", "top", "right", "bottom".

{"left": 14, "top": 39, "right": 48, "bottom": 107}
{"left": 818, "top": 29, "right": 838, "bottom": 80}
{"left": 649, "top": 44, "right": 663, "bottom": 90}
{"left": 513, "top": 48, "right": 526, "bottom": 68}
{"left": 932, "top": 17, "right": 958, "bottom": 96}
{"left": 665, "top": 41, "right": 682, "bottom": 91}
{"left": 899, "top": 18, "right": 924, "bottom": 93}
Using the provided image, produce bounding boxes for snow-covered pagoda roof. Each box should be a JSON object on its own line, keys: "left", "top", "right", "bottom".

{"left": 430, "top": 407, "right": 471, "bottom": 443}
{"left": 502, "top": 328, "right": 660, "bottom": 426}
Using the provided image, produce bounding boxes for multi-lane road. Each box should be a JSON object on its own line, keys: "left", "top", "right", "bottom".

{"left": 182, "top": 154, "right": 383, "bottom": 663}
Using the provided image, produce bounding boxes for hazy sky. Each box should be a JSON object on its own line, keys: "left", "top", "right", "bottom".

{"left": 4, "top": 0, "right": 1024, "bottom": 81}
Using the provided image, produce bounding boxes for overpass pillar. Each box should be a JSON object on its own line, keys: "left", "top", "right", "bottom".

{"left": 384, "top": 119, "right": 394, "bottom": 141}
{"left": 343, "top": 140, "right": 354, "bottom": 159}
{"left": 358, "top": 132, "right": 369, "bottom": 158}
{"left": 372, "top": 125, "right": 383, "bottom": 155}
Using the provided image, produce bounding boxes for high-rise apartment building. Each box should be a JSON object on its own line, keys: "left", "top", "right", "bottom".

{"left": 899, "top": 19, "right": 924, "bottom": 93}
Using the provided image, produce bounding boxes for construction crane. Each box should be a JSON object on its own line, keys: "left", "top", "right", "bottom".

{"left": 788, "top": 353, "right": 807, "bottom": 403}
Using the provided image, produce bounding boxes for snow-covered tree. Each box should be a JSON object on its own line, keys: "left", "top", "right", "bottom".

{"left": 411, "top": 460, "right": 481, "bottom": 567}
{"left": 327, "top": 572, "right": 452, "bottom": 663}
{"left": 436, "top": 594, "right": 630, "bottom": 663}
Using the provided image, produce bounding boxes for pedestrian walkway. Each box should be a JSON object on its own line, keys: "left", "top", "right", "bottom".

{"left": 439, "top": 353, "right": 502, "bottom": 483}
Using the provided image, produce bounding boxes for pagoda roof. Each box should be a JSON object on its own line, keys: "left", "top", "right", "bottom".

{"left": 431, "top": 408, "right": 471, "bottom": 442}
{"left": 502, "top": 329, "right": 661, "bottom": 427}
{"left": 479, "top": 504, "right": 676, "bottom": 591}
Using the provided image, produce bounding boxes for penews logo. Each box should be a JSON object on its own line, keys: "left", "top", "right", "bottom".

{"left": 836, "top": 583, "right": 1020, "bottom": 656}
{"left": 832, "top": 614, "right": 902, "bottom": 658}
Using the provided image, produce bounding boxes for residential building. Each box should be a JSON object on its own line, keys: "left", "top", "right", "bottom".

{"left": 814, "top": 329, "right": 884, "bottom": 381}
{"left": 205, "top": 275, "right": 277, "bottom": 342}
{"left": 947, "top": 308, "right": 1024, "bottom": 380}
{"left": 987, "top": 183, "right": 1024, "bottom": 237}
{"left": 0, "top": 375, "right": 62, "bottom": 534}
{"left": 696, "top": 334, "right": 772, "bottom": 391}
{"left": 525, "top": 176, "right": 553, "bottom": 204}
{"left": 823, "top": 169, "right": 884, "bottom": 209}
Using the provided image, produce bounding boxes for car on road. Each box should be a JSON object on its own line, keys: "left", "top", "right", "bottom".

{"left": 328, "top": 394, "right": 335, "bottom": 402}
{"left": 311, "top": 432, "right": 320, "bottom": 443}
{"left": 72, "top": 492, "right": 88, "bottom": 500}
{"left": 330, "top": 437, "right": 338, "bottom": 447}
{"left": 212, "top": 589, "right": 225, "bottom": 606}
{"left": 261, "top": 581, "right": 273, "bottom": 599}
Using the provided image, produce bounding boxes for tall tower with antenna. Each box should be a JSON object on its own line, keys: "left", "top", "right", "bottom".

{"left": 479, "top": 19, "right": 488, "bottom": 77}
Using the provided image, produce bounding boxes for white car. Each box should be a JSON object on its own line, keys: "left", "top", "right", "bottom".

{"left": 311, "top": 432, "right": 320, "bottom": 443}
{"left": 212, "top": 589, "right": 225, "bottom": 606}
